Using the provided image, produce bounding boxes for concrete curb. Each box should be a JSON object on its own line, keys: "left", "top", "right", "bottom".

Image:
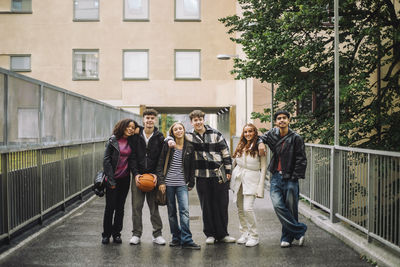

{"left": 298, "top": 202, "right": 400, "bottom": 267}
{"left": 0, "top": 195, "right": 97, "bottom": 261}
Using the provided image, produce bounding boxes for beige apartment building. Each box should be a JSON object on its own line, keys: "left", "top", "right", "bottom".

{"left": 0, "top": 0, "right": 271, "bottom": 141}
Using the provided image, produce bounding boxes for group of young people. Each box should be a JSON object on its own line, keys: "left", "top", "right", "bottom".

{"left": 101, "top": 108, "right": 307, "bottom": 250}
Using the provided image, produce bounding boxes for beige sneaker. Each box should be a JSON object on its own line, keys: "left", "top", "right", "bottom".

{"left": 280, "top": 241, "right": 291, "bottom": 248}
{"left": 152, "top": 236, "right": 166, "bottom": 245}
{"left": 299, "top": 235, "right": 305, "bottom": 246}
{"left": 221, "top": 236, "right": 236, "bottom": 243}
{"left": 205, "top": 236, "right": 215, "bottom": 244}
{"left": 237, "top": 234, "right": 248, "bottom": 244}
{"left": 245, "top": 238, "right": 259, "bottom": 247}
{"left": 129, "top": 236, "right": 140, "bottom": 245}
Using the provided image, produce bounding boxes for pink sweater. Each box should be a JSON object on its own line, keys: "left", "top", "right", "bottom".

{"left": 114, "top": 138, "right": 132, "bottom": 179}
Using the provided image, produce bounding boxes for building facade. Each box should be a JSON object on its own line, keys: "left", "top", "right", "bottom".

{"left": 0, "top": 0, "right": 272, "bottom": 141}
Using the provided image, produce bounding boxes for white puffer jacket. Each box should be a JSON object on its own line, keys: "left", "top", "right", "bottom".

{"left": 230, "top": 153, "right": 267, "bottom": 202}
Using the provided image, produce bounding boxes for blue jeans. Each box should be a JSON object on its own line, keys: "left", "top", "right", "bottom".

{"left": 166, "top": 185, "right": 193, "bottom": 245}
{"left": 270, "top": 173, "right": 307, "bottom": 243}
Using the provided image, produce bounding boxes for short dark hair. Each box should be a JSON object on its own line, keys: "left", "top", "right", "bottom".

{"left": 112, "top": 118, "right": 137, "bottom": 139}
{"left": 273, "top": 110, "right": 290, "bottom": 121}
{"left": 143, "top": 108, "right": 158, "bottom": 117}
{"left": 189, "top": 110, "right": 205, "bottom": 120}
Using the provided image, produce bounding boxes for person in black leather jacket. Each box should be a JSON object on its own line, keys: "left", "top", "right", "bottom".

{"left": 129, "top": 109, "right": 166, "bottom": 245}
{"left": 258, "top": 110, "right": 307, "bottom": 248}
{"left": 102, "top": 118, "right": 137, "bottom": 245}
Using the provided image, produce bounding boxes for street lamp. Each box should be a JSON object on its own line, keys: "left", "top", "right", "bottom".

{"left": 217, "top": 54, "right": 248, "bottom": 124}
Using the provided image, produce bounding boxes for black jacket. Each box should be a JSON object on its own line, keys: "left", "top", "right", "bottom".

{"left": 131, "top": 126, "right": 164, "bottom": 177}
{"left": 103, "top": 135, "right": 135, "bottom": 186}
{"left": 260, "top": 128, "right": 307, "bottom": 180}
{"left": 156, "top": 140, "right": 196, "bottom": 188}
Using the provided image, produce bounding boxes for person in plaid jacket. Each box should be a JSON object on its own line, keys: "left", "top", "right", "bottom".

{"left": 167, "top": 110, "right": 236, "bottom": 244}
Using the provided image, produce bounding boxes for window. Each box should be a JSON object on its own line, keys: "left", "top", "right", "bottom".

{"left": 10, "top": 55, "right": 31, "bottom": 71}
{"left": 296, "top": 89, "right": 332, "bottom": 115}
{"left": 124, "top": 0, "right": 149, "bottom": 21}
{"left": 74, "top": 0, "right": 99, "bottom": 21}
{"left": 175, "top": 0, "right": 200, "bottom": 21}
{"left": 123, "top": 50, "right": 149, "bottom": 80}
{"left": 73, "top": 49, "right": 99, "bottom": 80}
{"left": 11, "top": 0, "right": 32, "bottom": 12}
{"left": 175, "top": 50, "right": 200, "bottom": 80}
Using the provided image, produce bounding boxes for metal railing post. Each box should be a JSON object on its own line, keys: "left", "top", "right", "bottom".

{"left": 38, "top": 149, "right": 43, "bottom": 224}
{"left": 61, "top": 147, "right": 66, "bottom": 211}
{"left": 367, "top": 153, "right": 375, "bottom": 242}
{"left": 310, "top": 146, "right": 314, "bottom": 208}
{"left": 2, "top": 153, "right": 10, "bottom": 244}
{"left": 38, "top": 84, "right": 43, "bottom": 223}
{"left": 79, "top": 144, "right": 83, "bottom": 200}
{"left": 330, "top": 147, "right": 340, "bottom": 223}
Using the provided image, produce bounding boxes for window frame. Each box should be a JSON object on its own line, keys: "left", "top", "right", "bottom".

{"left": 73, "top": 0, "right": 100, "bottom": 22}
{"left": 174, "top": 49, "right": 201, "bottom": 80}
{"left": 10, "top": 0, "right": 32, "bottom": 13}
{"left": 123, "top": 0, "right": 150, "bottom": 22}
{"left": 174, "top": 0, "right": 201, "bottom": 22}
{"left": 72, "top": 49, "right": 100, "bottom": 81}
{"left": 10, "top": 54, "right": 31, "bottom": 72}
{"left": 122, "top": 49, "right": 149, "bottom": 80}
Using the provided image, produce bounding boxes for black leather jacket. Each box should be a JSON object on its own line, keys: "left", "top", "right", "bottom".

{"left": 156, "top": 140, "right": 195, "bottom": 188}
{"left": 103, "top": 135, "right": 135, "bottom": 186}
{"left": 260, "top": 128, "right": 307, "bottom": 180}
{"left": 131, "top": 126, "right": 164, "bottom": 177}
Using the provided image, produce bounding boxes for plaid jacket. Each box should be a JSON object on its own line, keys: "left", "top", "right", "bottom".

{"left": 186, "top": 125, "right": 232, "bottom": 179}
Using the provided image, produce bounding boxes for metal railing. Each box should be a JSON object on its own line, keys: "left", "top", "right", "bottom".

{"left": 0, "top": 68, "right": 141, "bottom": 243}
{"left": 300, "top": 144, "right": 400, "bottom": 253}
{"left": 233, "top": 136, "right": 399, "bottom": 252}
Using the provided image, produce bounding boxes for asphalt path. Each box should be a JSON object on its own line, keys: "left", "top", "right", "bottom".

{"left": 0, "top": 185, "right": 372, "bottom": 267}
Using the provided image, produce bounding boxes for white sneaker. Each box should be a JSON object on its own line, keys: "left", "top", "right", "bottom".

{"left": 221, "top": 236, "right": 236, "bottom": 243}
{"left": 205, "top": 236, "right": 215, "bottom": 244}
{"left": 245, "top": 238, "right": 259, "bottom": 247}
{"left": 237, "top": 234, "right": 248, "bottom": 244}
{"left": 129, "top": 236, "right": 140, "bottom": 245}
{"left": 299, "top": 235, "right": 305, "bottom": 246}
{"left": 152, "top": 235, "right": 166, "bottom": 245}
{"left": 280, "top": 241, "right": 291, "bottom": 248}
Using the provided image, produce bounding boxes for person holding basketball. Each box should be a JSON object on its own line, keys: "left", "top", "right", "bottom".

{"left": 130, "top": 108, "right": 166, "bottom": 245}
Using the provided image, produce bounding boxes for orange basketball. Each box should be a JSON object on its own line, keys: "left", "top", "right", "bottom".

{"left": 137, "top": 173, "right": 156, "bottom": 192}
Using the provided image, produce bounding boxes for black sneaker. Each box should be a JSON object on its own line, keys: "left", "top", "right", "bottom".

{"left": 102, "top": 237, "right": 110, "bottom": 244}
{"left": 113, "top": 236, "right": 122, "bottom": 244}
{"left": 169, "top": 240, "right": 181, "bottom": 247}
{"left": 182, "top": 242, "right": 201, "bottom": 250}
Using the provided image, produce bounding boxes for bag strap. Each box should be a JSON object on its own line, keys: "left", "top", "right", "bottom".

{"left": 163, "top": 148, "right": 171, "bottom": 176}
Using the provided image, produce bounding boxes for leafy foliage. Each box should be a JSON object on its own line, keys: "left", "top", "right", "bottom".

{"left": 220, "top": 0, "right": 400, "bottom": 151}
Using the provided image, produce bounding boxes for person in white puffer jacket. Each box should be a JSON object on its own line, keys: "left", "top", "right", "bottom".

{"left": 230, "top": 123, "right": 267, "bottom": 247}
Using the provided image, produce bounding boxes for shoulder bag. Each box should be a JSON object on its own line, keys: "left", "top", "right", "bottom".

{"left": 156, "top": 148, "right": 170, "bottom": 206}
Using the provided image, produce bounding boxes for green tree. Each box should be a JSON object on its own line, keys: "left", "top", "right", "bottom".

{"left": 220, "top": 0, "right": 400, "bottom": 151}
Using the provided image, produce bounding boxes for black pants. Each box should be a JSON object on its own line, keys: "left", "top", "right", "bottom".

{"left": 102, "top": 176, "right": 130, "bottom": 238}
{"left": 196, "top": 177, "right": 230, "bottom": 240}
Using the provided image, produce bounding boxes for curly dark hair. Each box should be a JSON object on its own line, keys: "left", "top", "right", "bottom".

{"left": 233, "top": 123, "right": 259, "bottom": 158}
{"left": 112, "top": 118, "right": 137, "bottom": 139}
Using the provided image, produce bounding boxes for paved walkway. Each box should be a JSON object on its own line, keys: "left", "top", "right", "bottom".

{"left": 0, "top": 187, "right": 373, "bottom": 267}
